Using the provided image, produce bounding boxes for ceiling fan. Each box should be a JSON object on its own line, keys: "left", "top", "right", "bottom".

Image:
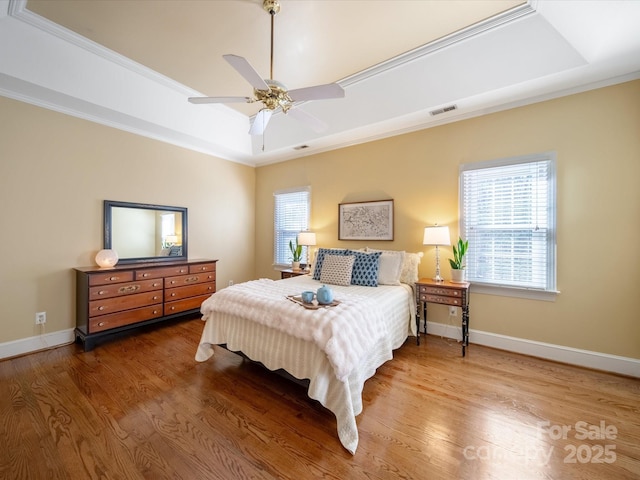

{"left": 188, "top": 0, "right": 345, "bottom": 136}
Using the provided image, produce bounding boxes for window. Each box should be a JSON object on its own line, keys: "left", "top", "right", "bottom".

{"left": 274, "top": 187, "right": 310, "bottom": 266}
{"left": 460, "top": 152, "right": 557, "bottom": 298}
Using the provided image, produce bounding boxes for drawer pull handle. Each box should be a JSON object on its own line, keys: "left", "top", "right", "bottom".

{"left": 180, "top": 269, "right": 187, "bottom": 273}
{"left": 153, "top": 296, "right": 159, "bottom": 300}
{"left": 98, "top": 290, "right": 106, "bottom": 295}
{"left": 171, "top": 280, "right": 176, "bottom": 285}
{"left": 153, "top": 283, "right": 160, "bottom": 287}
{"left": 186, "top": 276, "right": 199, "bottom": 283}
{"left": 98, "top": 322, "right": 105, "bottom": 327}
{"left": 118, "top": 285, "right": 140, "bottom": 294}
{"left": 170, "top": 306, "right": 175, "bottom": 311}
{"left": 98, "top": 306, "right": 105, "bottom": 311}
{"left": 141, "top": 273, "right": 149, "bottom": 278}
{"left": 109, "top": 276, "right": 117, "bottom": 281}
{"left": 153, "top": 310, "right": 158, "bottom": 314}
{"left": 171, "top": 293, "right": 176, "bottom": 297}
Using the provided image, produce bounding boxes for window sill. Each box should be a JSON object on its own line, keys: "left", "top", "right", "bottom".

{"left": 470, "top": 283, "right": 560, "bottom": 302}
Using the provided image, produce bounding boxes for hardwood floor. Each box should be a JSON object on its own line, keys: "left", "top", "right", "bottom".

{"left": 1, "top": 318, "right": 638, "bottom": 479}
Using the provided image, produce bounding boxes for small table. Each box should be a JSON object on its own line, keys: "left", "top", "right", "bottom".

{"left": 280, "top": 268, "right": 308, "bottom": 279}
{"left": 415, "top": 278, "right": 470, "bottom": 356}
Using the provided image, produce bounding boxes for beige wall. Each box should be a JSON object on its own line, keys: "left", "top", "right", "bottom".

{"left": 256, "top": 80, "right": 640, "bottom": 360}
{"left": 0, "top": 96, "right": 256, "bottom": 344}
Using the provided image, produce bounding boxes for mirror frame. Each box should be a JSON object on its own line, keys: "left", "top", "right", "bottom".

{"left": 104, "top": 200, "right": 188, "bottom": 264}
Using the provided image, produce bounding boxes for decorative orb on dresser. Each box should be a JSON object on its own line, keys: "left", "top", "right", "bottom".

{"left": 95, "top": 249, "right": 119, "bottom": 268}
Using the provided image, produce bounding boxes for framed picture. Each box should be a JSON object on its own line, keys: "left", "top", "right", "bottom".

{"left": 338, "top": 199, "right": 394, "bottom": 241}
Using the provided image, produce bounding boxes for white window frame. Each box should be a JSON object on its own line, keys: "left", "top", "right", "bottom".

{"left": 273, "top": 186, "right": 311, "bottom": 267}
{"left": 459, "top": 152, "right": 558, "bottom": 301}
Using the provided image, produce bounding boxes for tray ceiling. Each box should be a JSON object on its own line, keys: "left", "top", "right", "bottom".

{"left": 2, "top": 0, "right": 640, "bottom": 165}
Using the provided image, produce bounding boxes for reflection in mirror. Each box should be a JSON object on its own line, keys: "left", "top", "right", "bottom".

{"left": 104, "top": 200, "right": 188, "bottom": 264}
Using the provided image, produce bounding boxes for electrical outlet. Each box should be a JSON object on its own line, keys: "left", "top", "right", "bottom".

{"left": 228, "top": 280, "right": 234, "bottom": 286}
{"left": 35, "top": 311, "right": 46, "bottom": 325}
{"left": 449, "top": 306, "right": 457, "bottom": 316}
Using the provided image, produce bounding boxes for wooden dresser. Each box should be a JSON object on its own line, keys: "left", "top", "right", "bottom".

{"left": 75, "top": 259, "right": 217, "bottom": 351}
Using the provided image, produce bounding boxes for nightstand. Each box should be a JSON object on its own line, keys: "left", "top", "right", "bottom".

{"left": 415, "top": 278, "right": 470, "bottom": 356}
{"left": 280, "top": 269, "right": 307, "bottom": 279}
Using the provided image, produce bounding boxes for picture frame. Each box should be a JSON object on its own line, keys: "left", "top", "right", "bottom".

{"left": 338, "top": 199, "right": 394, "bottom": 241}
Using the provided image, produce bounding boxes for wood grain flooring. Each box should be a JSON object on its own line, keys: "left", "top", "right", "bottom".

{"left": 0, "top": 318, "right": 638, "bottom": 480}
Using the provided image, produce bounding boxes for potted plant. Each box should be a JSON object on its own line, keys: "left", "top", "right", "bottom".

{"left": 289, "top": 239, "right": 303, "bottom": 270}
{"left": 448, "top": 237, "right": 469, "bottom": 283}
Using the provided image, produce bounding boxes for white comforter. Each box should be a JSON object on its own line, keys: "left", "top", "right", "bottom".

{"left": 195, "top": 275, "right": 415, "bottom": 454}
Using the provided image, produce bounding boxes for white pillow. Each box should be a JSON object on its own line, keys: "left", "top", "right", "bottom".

{"left": 367, "top": 248, "right": 422, "bottom": 285}
{"left": 399, "top": 252, "right": 422, "bottom": 284}
{"left": 376, "top": 251, "right": 405, "bottom": 285}
{"left": 320, "top": 254, "right": 355, "bottom": 286}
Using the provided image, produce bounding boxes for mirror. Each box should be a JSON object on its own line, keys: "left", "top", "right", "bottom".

{"left": 104, "top": 200, "right": 188, "bottom": 264}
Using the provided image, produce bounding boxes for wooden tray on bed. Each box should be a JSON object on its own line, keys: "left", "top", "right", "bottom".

{"left": 286, "top": 295, "right": 341, "bottom": 310}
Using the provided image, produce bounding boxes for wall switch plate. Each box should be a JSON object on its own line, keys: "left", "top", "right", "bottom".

{"left": 449, "top": 306, "right": 457, "bottom": 316}
{"left": 35, "top": 311, "right": 46, "bottom": 325}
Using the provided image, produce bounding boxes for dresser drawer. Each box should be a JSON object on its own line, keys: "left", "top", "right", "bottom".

{"left": 89, "top": 291, "right": 163, "bottom": 317}
{"left": 165, "top": 272, "right": 215, "bottom": 288}
{"left": 189, "top": 263, "right": 216, "bottom": 274}
{"left": 164, "top": 294, "right": 210, "bottom": 315}
{"left": 165, "top": 282, "right": 215, "bottom": 301}
{"left": 421, "top": 294, "right": 462, "bottom": 306}
{"left": 419, "top": 285, "right": 462, "bottom": 297}
{"left": 89, "top": 271, "right": 135, "bottom": 286}
{"left": 89, "top": 305, "right": 163, "bottom": 333}
{"left": 89, "top": 278, "right": 163, "bottom": 301}
{"left": 136, "top": 265, "right": 190, "bottom": 280}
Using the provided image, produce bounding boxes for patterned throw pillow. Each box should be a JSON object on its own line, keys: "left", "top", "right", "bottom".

{"left": 312, "top": 248, "right": 348, "bottom": 280}
{"left": 346, "top": 250, "right": 381, "bottom": 287}
{"left": 320, "top": 255, "right": 355, "bottom": 286}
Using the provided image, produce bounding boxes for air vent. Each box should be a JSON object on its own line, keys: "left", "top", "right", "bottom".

{"left": 294, "top": 145, "right": 310, "bottom": 150}
{"left": 429, "top": 104, "right": 457, "bottom": 116}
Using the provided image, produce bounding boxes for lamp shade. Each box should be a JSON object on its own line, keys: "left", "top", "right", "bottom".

{"left": 423, "top": 226, "right": 451, "bottom": 246}
{"left": 297, "top": 231, "right": 317, "bottom": 246}
{"left": 95, "top": 249, "right": 118, "bottom": 268}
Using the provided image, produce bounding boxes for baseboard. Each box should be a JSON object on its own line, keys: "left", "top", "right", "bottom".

{"left": 0, "top": 328, "right": 76, "bottom": 360}
{"left": 426, "top": 321, "right": 640, "bottom": 378}
{"left": 3, "top": 324, "right": 638, "bottom": 379}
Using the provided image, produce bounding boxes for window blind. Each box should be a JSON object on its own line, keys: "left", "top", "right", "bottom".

{"left": 460, "top": 154, "right": 556, "bottom": 291}
{"left": 274, "top": 187, "right": 310, "bottom": 266}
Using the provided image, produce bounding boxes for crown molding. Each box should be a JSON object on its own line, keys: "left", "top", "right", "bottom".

{"left": 7, "top": 0, "right": 199, "bottom": 96}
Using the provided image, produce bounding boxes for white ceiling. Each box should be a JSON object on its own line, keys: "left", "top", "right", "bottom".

{"left": 1, "top": 0, "right": 640, "bottom": 166}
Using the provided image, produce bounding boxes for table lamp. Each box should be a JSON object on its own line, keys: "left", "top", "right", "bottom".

{"left": 423, "top": 225, "right": 451, "bottom": 282}
{"left": 297, "top": 231, "right": 317, "bottom": 272}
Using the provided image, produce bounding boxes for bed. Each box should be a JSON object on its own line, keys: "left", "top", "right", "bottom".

{"left": 195, "top": 248, "right": 420, "bottom": 454}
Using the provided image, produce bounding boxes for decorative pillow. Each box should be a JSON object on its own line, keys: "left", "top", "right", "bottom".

{"left": 346, "top": 250, "right": 381, "bottom": 287}
{"left": 399, "top": 252, "right": 422, "bottom": 284}
{"left": 320, "top": 254, "right": 355, "bottom": 286}
{"left": 376, "top": 250, "right": 405, "bottom": 285}
{"left": 312, "top": 248, "right": 348, "bottom": 280}
{"left": 366, "top": 248, "right": 423, "bottom": 285}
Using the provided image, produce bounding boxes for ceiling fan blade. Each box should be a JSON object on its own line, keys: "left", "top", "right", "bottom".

{"left": 288, "top": 107, "right": 328, "bottom": 133}
{"left": 223, "top": 54, "right": 271, "bottom": 91}
{"left": 188, "top": 96, "right": 252, "bottom": 104}
{"left": 288, "top": 83, "right": 345, "bottom": 102}
{"left": 249, "top": 109, "right": 273, "bottom": 135}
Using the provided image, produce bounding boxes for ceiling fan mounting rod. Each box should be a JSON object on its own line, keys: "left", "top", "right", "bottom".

{"left": 263, "top": 0, "right": 280, "bottom": 81}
